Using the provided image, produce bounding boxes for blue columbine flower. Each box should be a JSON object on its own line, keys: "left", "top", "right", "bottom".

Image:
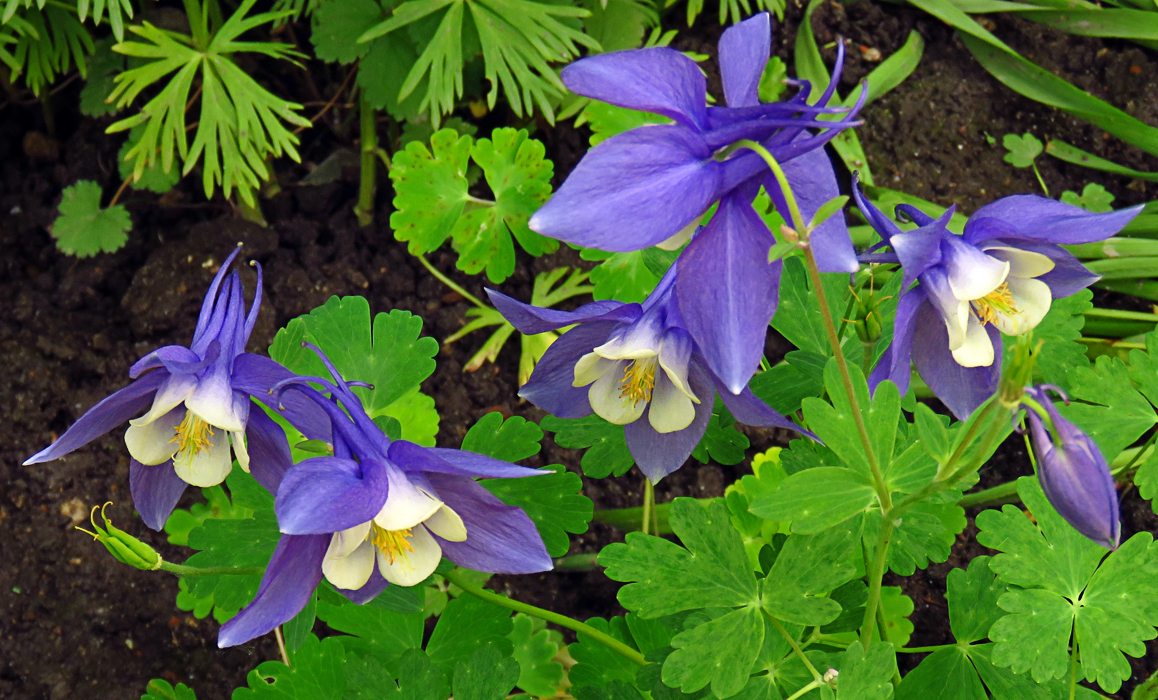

{"left": 24, "top": 246, "right": 327, "bottom": 530}
{"left": 1023, "top": 385, "right": 1120, "bottom": 549}
{"left": 217, "top": 345, "right": 552, "bottom": 648}
{"left": 855, "top": 185, "right": 1142, "bottom": 418}
{"left": 528, "top": 13, "right": 862, "bottom": 392}
{"left": 489, "top": 265, "right": 810, "bottom": 482}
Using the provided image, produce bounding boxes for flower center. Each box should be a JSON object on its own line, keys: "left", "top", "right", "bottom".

{"left": 170, "top": 411, "right": 215, "bottom": 463}
{"left": 619, "top": 357, "right": 657, "bottom": 404}
{"left": 370, "top": 523, "right": 415, "bottom": 564}
{"left": 971, "top": 283, "right": 1017, "bottom": 325}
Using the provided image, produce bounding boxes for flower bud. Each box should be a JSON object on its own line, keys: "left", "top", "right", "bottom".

{"left": 1023, "top": 387, "right": 1120, "bottom": 549}
{"left": 78, "top": 503, "right": 163, "bottom": 571}
{"left": 852, "top": 283, "right": 888, "bottom": 345}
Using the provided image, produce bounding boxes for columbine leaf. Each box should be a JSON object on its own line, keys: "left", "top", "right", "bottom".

{"left": 344, "top": 648, "right": 451, "bottom": 700}
{"left": 895, "top": 647, "right": 986, "bottom": 700}
{"left": 601, "top": 499, "right": 759, "bottom": 616}
{"left": 865, "top": 499, "right": 965, "bottom": 576}
{"left": 568, "top": 617, "right": 640, "bottom": 690}
{"left": 663, "top": 606, "right": 764, "bottom": 698}
{"left": 389, "top": 128, "right": 473, "bottom": 254}
{"left": 381, "top": 386, "right": 440, "bottom": 447}
{"left": 481, "top": 465, "right": 592, "bottom": 557}
{"left": 10, "top": 6, "right": 93, "bottom": 96}
{"left": 452, "top": 128, "right": 556, "bottom": 283}
{"left": 1059, "top": 183, "right": 1115, "bottom": 213}
{"left": 80, "top": 37, "right": 123, "bottom": 117}
{"left": 762, "top": 522, "right": 859, "bottom": 626}
{"left": 454, "top": 643, "right": 521, "bottom": 700}
{"left": 1002, "top": 133, "right": 1043, "bottom": 168}
{"left": 508, "top": 614, "right": 564, "bottom": 697}
{"left": 233, "top": 635, "right": 346, "bottom": 699}
{"left": 946, "top": 556, "right": 1008, "bottom": 645}
{"left": 462, "top": 412, "right": 543, "bottom": 462}
{"left": 315, "top": 597, "right": 424, "bottom": 666}
{"left": 749, "top": 467, "right": 876, "bottom": 535}
{"left": 771, "top": 257, "right": 849, "bottom": 356}
{"left": 310, "top": 0, "right": 381, "bottom": 63}
{"left": 427, "top": 595, "right": 515, "bottom": 674}
{"left": 690, "top": 412, "right": 750, "bottom": 466}
{"left": 837, "top": 643, "right": 896, "bottom": 700}
{"left": 269, "top": 297, "right": 439, "bottom": 418}
{"left": 51, "top": 180, "right": 131, "bottom": 257}
{"left": 1011, "top": 289, "right": 1091, "bottom": 391}
{"left": 142, "top": 680, "right": 197, "bottom": 700}
{"left": 583, "top": 249, "right": 662, "bottom": 304}
{"left": 580, "top": 100, "right": 671, "bottom": 147}
{"left": 541, "top": 414, "right": 635, "bottom": 479}
{"left": 1059, "top": 354, "right": 1156, "bottom": 462}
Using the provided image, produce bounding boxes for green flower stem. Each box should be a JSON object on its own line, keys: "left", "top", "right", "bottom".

{"left": 957, "top": 480, "right": 1021, "bottom": 509}
{"left": 784, "top": 679, "right": 824, "bottom": 700}
{"left": 443, "top": 568, "right": 647, "bottom": 666}
{"left": 415, "top": 254, "right": 489, "bottom": 309}
{"left": 641, "top": 478, "right": 655, "bottom": 535}
{"left": 593, "top": 502, "right": 674, "bottom": 534}
{"left": 766, "top": 611, "right": 824, "bottom": 683}
{"left": 734, "top": 140, "right": 807, "bottom": 234}
{"left": 159, "top": 561, "right": 266, "bottom": 576}
{"left": 552, "top": 553, "right": 600, "bottom": 572}
{"left": 355, "top": 92, "right": 378, "bottom": 228}
{"left": 859, "top": 518, "right": 894, "bottom": 651}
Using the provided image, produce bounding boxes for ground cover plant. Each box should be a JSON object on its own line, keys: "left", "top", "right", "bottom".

{"left": 10, "top": 0, "right": 1158, "bottom": 699}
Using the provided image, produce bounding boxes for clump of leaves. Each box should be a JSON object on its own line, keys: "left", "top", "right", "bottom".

{"left": 50, "top": 180, "right": 132, "bottom": 257}
{"left": 106, "top": 0, "right": 310, "bottom": 206}
{"left": 390, "top": 127, "right": 556, "bottom": 283}
{"left": 5, "top": 5, "right": 93, "bottom": 95}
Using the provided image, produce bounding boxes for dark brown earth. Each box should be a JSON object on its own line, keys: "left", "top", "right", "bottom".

{"left": 3, "top": 0, "right": 1158, "bottom": 697}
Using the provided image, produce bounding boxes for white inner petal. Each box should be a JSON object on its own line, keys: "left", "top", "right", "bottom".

{"left": 592, "top": 314, "right": 664, "bottom": 361}
{"left": 230, "top": 429, "right": 249, "bottom": 473}
{"left": 424, "top": 505, "right": 468, "bottom": 542}
{"left": 944, "top": 243, "right": 1010, "bottom": 301}
{"left": 130, "top": 375, "right": 196, "bottom": 427}
{"left": 172, "top": 425, "right": 233, "bottom": 487}
{"left": 983, "top": 246, "right": 1055, "bottom": 278}
{"left": 588, "top": 363, "right": 647, "bottom": 425}
{"left": 943, "top": 299, "right": 971, "bottom": 352}
{"left": 991, "top": 277, "right": 1052, "bottom": 336}
{"left": 658, "top": 351, "right": 698, "bottom": 403}
{"left": 574, "top": 352, "right": 617, "bottom": 387}
{"left": 373, "top": 468, "right": 445, "bottom": 531}
{"left": 185, "top": 371, "right": 246, "bottom": 432}
{"left": 648, "top": 372, "right": 696, "bottom": 433}
{"left": 124, "top": 408, "right": 183, "bottom": 465}
{"left": 951, "top": 318, "right": 995, "bottom": 368}
{"left": 376, "top": 524, "right": 442, "bottom": 587}
{"left": 328, "top": 521, "right": 373, "bottom": 558}
{"left": 323, "top": 538, "right": 376, "bottom": 591}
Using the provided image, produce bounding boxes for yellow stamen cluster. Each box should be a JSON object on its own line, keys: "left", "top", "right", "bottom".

{"left": 370, "top": 524, "right": 415, "bottom": 564}
{"left": 972, "top": 283, "right": 1017, "bottom": 325}
{"left": 619, "top": 358, "right": 657, "bottom": 404}
{"left": 170, "top": 411, "right": 215, "bottom": 463}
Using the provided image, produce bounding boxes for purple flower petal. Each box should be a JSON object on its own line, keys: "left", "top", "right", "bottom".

{"left": 232, "top": 353, "right": 332, "bottom": 442}
{"left": 561, "top": 48, "right": 708, "bottom": 130}
{"left": 129, "top": 345, "right": 203, "bottom": 378}
{"left": 192, "top": 246, "right": 244, "bottom": 346}
{"left": 963, "top": 197, "right": 1142, "bottom": 246}
{"left": 528, "top": 126, "right": 721, "bottom": 252}
{"left": 676, "top": 192, "right": 780, "bottom": 394}
{"left": 24, "top": 370, "right": 166, "bottom": 465}
{"left": 336, "top": 575, "right": 390, "bottom": 605}
{"left": 130, "top": 459, "right": 188, "bottom": 531}
{"left": 426, "top": 473, "right": 553, "bottom": 574}
{"left": 852, "top": 178, "right": 902, "bottom": 243}
{"left": 275, "top": 457, "right": 389, "bottom": 535}
{"left": 709, "top": 369, "right": 814, "bottom": 438}
{"left": 217, "top": 534, "right": 329, "bottom": 647}
{"left": 719, "top": 13, "right": 771, "bottom": 108}
{"left": 766, "top": 142, "right": 859, "bottom": 273}
{"left": 487, "top": 290, "right": 640, "bottom": 335}
{"left": 624, "top": 362, "right": 714, "bottom": 481}
{"left": 911, "top": 304, "right": 1001, "bottom": 420}
{"left": 519, "top": 321, "right": 619, "bottom": 418}
{"left": 390, "top": 441, "right": 546, "bottom": 478}
{"left": 246, "top": 408, "right": 294, "bottom": 495}
{"left": 868, "top": 288, "right": 927, "bottom": 398}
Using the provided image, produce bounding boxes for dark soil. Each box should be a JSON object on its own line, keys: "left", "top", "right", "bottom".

{"left": 3, "top": 0, "right": 1158, "bottom": 697}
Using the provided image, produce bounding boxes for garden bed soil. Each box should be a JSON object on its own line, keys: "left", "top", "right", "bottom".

{"left": 3, "top": 0, "right": 1158, "bottom": 697}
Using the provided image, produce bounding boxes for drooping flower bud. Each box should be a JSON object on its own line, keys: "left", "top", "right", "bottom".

{"left": 78, "top": 503, "right": 163, "bottom": 571}
{"left": 1022, "top": 386, "right": 1120, "bottom": 549}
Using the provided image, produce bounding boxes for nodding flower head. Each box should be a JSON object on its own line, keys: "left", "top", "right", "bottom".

{"left": 1022, "top": 386, "right": 1120, "bottom": 550}
{"left": 24, "top": 246, "right": 322, "bottom": 530}
{"left": 217, "top": 343, "right": 552, "bottom": 648}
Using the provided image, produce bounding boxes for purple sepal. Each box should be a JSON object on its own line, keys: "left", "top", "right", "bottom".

{"left": 518, "top": 321, "right": 619, "bottom": 418}
{"left": 428, "top": 473, "right": 553, "bottom": 574}
{"left": 246, "top": 408, "right": 294, "bottom": 495}
{"left": 527, "top": 126, "right": 721, "bottom": 252}
{"left": 710, "top": 371, "right": 816, "bottom": 440}
{"left": 560, "top": 47, "right": 708, "bottom": 130}
{"left": 129, "top": 344, "right": 202, "bottom": 378}
{"left": 24, "top": 371, "right": 167, "bottom": 465}
{"left": 130, "top": 459, "right": 188, "bottom": 531}
{"left": 851, "top": 177, "right": 902, "bottom": 244}
{"left": 217, "top": 534, "right": 329, "bottom": 648}
{"left": 275, "top": 457, "right": 389, "bottom": 535}
{"left": 1025, "top": 387, "right": 1120, "bottom": 549}
{"left": 394, "top": 442, "right": 546, "bottom": 478}
{"left": 676, "top": 192, "right": 780, "bottom": 394}
{"left": 963, "top": 197, "right": 1143, "bottom": 246}
{"left": 767, "top": 144, "right": 860, "bottom": 273}
{"left": 336, "top": 575, "right": 390, "bottom": 605}
{"left": 625, "top": 364, "right": 715, "bottom": 482}
{"left": 487, "top": 289, "right": 639, "bottom": 335}
{"left": 910, "top": 305, "right": 1001, "bottom": 420}
{"left": 232, "top": 353, "right": 333, "bottom": 442}
{"left": 718, "top": 13, "right": 771, "bottom": 109}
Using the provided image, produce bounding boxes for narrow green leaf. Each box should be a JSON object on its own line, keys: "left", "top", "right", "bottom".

{"left": 1045, "top": 139, "right": 1158, "bottom": 183}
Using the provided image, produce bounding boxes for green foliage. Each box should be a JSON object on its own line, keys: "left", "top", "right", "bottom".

{"left": 761, "top": 521, "right": 859, "bottom": 626}
{"left": 50, "top": 180, "right": 131, "bottom": 257}
{"left": 1061, "top": 354, "right": 1157, "bottom": 460}
{"left": 107, "top": 0, "right": 310, "bottom": 206}
{"left": 315, "top": 596, "right": 424, "bottom": 666}
{"left": 507, "top": 614, "right": 564, "bottom": 696}
{"left": 1024, "top": 289, "right": 1092, "bottom": 391}
{"left": 750, "top": 467, "right": 875, "bottom": 535}
{"left": 462, "top": 412, "right": 543, "bottom": 462}
{"left": 454, "top": 644, "right": 521, "bottom": 700}
{"left": 540, "top": 414, "right": 635, "bottom": 479}
{"left": 141, "top": 679, "right": 197, "bottom": 700}
{"left": 1002, "top": 133, "right": 1043, "bottom": 168}
{"left": 836, "top": 643, "right": 897, "bottom": 700}
{"left": 119, "top": 125, "right": 180, "bottom": 194}
{"left": 580, "top": 100, "right": 671, "bottom": 147}
{"left": 234, "top": 635, "right": 347, "bottom": 699}
{"left": 80, "top": 37, "right": 123, "bottom": 116}
{"left": 481, "top": 465, "right": 592, "bottom": 557}
{"left": 682, "top": 0, "right": 784, "bottom": 28}
{"left": 583, "top": 249, "right": 662, "bottom": 304}
{"left": 1060, "top": 183, "right": 1115, "bottom": 213}
{"left": 772, "top": 257, "right": 851, "bottom": 357}
{"left": 269, "top": 296, "right": 439, "bottom": 435}
{"left": 977, "top": 477, "right": 1158, "bottom": 693}
{"left": 427, "top": 595, "right": 515, "bottom": 673}
{"left": 7, "top": 5, "right": 93, "bottom": 96}
{"left": 690, "top": 412, "right": 750, "bottom": 466}
{"left": 389, "top": 128, "right": 556, "bottom": 283}
{"left": 163, "top": 484, "right": 251, "bottom": 546}
{"left": 358, "top": 0, "right": 597, "bottom": 124}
